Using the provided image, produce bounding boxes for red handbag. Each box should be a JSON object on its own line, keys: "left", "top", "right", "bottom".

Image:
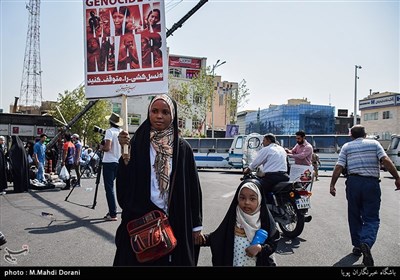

{"left": 127, "top": 210, "right": 177, "bottom": 263}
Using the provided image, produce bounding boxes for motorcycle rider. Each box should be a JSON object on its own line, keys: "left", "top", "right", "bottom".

{"left": 243, "top": 133, "right": 289, "bottom": 196}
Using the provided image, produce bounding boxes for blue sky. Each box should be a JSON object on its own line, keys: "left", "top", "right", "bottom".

{"left": 1, "top": 0, "right": 399, "bottom": 114}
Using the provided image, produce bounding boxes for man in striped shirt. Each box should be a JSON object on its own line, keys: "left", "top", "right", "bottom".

{"left": 329, "top": 125, "right": 400, "bottom": 267}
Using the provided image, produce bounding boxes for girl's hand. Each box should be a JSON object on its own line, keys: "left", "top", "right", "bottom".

{"left": 245, "top": 244, "right": 262, "bottom": 257}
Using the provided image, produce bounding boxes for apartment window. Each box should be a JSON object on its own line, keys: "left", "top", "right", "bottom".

{"left": 178, "top": 118, "right": 186, "bottom": 129}
{"left": 382, "top": 111, "right": 392, "bottom": 119}
{"left": 382, "top": 131, "right": 392, "bottom": 140}
{"left": 192, "top": 120, "right": 201, "bottom": 130}
{"left": 186, "top": 69, "right": 199, "bottom": 79}
{"left": 169, "top": 68, "right": 181, "bottom": 78}
{"left": 219, "top": 94, "right": 224, "bottom": 106}
{"left": 193, "top": 92, "right": 202, "bottom": 105}
{"left": 364, "top": 112, "right": 378, "bottom": 121}
{"left": 112, "top": 103, "right": 121, "bottom": 115}
{"left": 128, "top": 114, "right": 141, "bottom": 125}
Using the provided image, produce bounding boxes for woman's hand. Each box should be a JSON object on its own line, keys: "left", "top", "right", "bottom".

{"left": 193, "top": 231, "right": 204, "bottom": 245}
{"left": 118, "top": 131, "right": 130, "bottom": 146}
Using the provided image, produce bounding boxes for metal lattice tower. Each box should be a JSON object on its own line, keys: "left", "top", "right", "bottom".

{"left": 20, "top": 0, "right": 42, "bottom": 108}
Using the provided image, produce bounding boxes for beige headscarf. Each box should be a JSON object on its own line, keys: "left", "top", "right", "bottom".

{"left": 236, "top": 182, "right": 262, "bottom": 242}
{"left": 149, "top": 94, "right": 175, "bottom": 199}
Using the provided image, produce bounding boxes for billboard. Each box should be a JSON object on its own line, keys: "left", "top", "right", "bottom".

{"left": 84, "top": 0, "right": 168, "bottom": 99}
{"left": 337, "top": 109, "right": 348, "bottom": 117}
{"left": 169, "top": 56, "right": 202, "bottom": 69}
{"left": 226, "top": 124, "right": 239, "bottom": 138}
{"left": 359, "top": 95, "right": 398, "bottom": 109}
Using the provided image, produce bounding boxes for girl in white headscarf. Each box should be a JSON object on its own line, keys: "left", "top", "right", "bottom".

{"left": 201, "top": 180, "right": 280, "bottom": 266}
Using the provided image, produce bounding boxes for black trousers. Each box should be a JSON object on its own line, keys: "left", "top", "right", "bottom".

{"left": 260, "top": 173, "right": 290, "bottom": 193}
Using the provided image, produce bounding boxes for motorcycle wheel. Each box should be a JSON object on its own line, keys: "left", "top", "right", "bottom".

{"left": 277, "top": 200, "right": 305, "bottom": 239}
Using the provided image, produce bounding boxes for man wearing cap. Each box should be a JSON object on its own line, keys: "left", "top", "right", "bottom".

{"left": 101, "top": 112, "right": 123, "bottom": 221}
{"left": 72, "top": 134, "right": 82, "bottom": 187}
{"left": 33, "top": 133, "right": 48, "bottom": 184}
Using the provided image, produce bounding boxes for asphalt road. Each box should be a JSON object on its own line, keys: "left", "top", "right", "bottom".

{"left": 0, "top": 170, "right": 399, "bottom": 269}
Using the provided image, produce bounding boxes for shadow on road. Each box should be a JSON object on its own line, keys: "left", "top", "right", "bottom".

{"left": 333, "top": 253, "right": 363, "bottom": 267}
{"left": 25, "top": 217, "right": 109, "bottom": 234}
{"left": 12, "top": 191, "right": 117, "bottom": 243}
{"left": 276, "top": 236, "right": 307, "bottom": 255}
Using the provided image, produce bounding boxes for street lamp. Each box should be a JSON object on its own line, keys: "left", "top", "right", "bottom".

{"left": 354, "top": 65, "right": 362, "bottom": 126}
{"left": 210, "top": 59, "right": 226, "bottom": 138}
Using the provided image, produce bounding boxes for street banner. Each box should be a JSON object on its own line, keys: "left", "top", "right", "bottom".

{"left": 289, "top": 164, "right": 314, "bottom": 190}
{"left": 83, "top": 0, "right": 168, "bottom": 98}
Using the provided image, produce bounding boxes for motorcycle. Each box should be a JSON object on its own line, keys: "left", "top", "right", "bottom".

{"left": 240, "top": 173, "right": 312, "bottom": 239}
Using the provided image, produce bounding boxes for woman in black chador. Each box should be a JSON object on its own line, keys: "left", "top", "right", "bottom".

{"left": 114, "top": 94, "right": 203, "bottom": 266}
{"left": 0, "top": 137, "right": 7, "bottom": 193}
{"left": 8, "top": 136, "right": 30, "bottom": 193}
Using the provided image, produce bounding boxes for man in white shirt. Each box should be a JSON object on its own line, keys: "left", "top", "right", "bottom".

{"left": 243, "top": 133, "right": 289, "bottom": 193}
{"left": 101, "top": 113, "right": 123, "bottom": 221}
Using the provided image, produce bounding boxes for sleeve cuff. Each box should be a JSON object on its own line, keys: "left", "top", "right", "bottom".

{"left": 193, "top": 226, "right": 203, "bottom": 232}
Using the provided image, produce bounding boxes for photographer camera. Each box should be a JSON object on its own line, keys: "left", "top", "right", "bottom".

{"left": 99, "top": 113, "right": 123, "bottom": 221}
{"left": 93, "top": 126, "right": 106, "bottom": 136}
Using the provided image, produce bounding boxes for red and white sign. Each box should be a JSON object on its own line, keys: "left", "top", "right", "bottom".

{"left": 11, "top": 125, "right": 35, "bottom": 136}
{"left": 37, "top": 126, "right": 57, "bottom": 137}
{"left": 83, "top": 0, "right": 168, "bottom": 98}
{"left": 169, "top": 56, "right": 202, "bottom": 69}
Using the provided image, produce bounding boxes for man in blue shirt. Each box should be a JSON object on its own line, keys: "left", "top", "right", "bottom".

{"left": 33, "top": 134, "right": 47, "bottom": 184}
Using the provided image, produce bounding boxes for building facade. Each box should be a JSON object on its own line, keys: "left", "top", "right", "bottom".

{"left": 243, "top": 99, "right": 335, "bottom": 135}
{"left": 359, "top": 91, "right": 400, "bottom": 147}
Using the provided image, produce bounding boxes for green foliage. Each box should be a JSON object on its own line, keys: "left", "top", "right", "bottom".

{"left": 169, "top": 68, "right": 214, "bottom": 137}
{"left": 169, "top": 69, "right": 250, "bottom": 135}
{"left": 226, "top": 79, "right": 250, "bottom": 124}
{"left": 52, "top": 85, "right": 112, "bottom": 146}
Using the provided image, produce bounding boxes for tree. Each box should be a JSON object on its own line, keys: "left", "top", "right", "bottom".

{"left": 169, "top": 69, "right": 250, "bottom": 136}
{"left": 51, "top": 85, "right": 112, "bottom": 147}
{"left": 169, "top": 67, "right": 214, "bottom": 137}
{"left": 226, "top": 79, "right": 250, "bottom": 124}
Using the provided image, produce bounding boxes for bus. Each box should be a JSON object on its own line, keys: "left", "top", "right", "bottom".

{"left": 386, "top": 135, "right": 400, "bottom": 171}
{"left": 184, "top": 137, "right": 233, "bottom": 169}
{"left": 228, "top": 134, "right": 353, "bottom": 171}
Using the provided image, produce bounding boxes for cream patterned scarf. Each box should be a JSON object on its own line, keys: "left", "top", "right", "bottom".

{"left": 149, "top": 94, "right": 175, "bottom": 198}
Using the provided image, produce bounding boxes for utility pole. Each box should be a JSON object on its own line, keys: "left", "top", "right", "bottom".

{"left": 20, "top": 0, "right": 42, "bottom": 108}
{"left": 167, "top": 0, "right": 208, "bottom": 38}
{"left": 353, "top": 65, "right": 362, "bottom": 126}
